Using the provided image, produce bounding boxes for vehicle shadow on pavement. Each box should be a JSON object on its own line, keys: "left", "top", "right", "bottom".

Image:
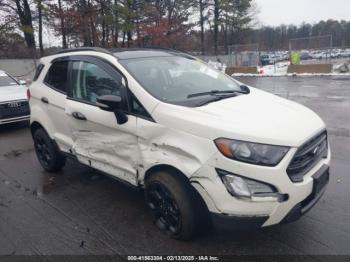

{"left": 0, "top": 121, "right": 29, "bottom": 133}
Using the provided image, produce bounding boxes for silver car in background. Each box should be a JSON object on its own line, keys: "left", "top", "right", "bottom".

{"left": 0, "top": 70, "right": 30, "bottom": 125}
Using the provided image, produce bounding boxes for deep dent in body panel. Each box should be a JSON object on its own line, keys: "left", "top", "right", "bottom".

{"left": 136, "top": 127, "right": 205, "bottom": 183}
{"left": 71, "top": 131, "right": 140, "bottom": 184}
{"left": 70, "top": 124, "right": 210, "bottom": 186}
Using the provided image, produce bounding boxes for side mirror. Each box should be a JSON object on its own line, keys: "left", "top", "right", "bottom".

{"left": 96, "top": 95, "right": 122, "bottom": 112}
{"left": 96, "top": 95, "right": 128, "bottom": 125}
{"left": 240, "top": 85, "right": 250, "bottom": 94}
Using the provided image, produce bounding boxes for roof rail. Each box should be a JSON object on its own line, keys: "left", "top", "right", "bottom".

{"left": 55, "top": 47, "right": 113, "bottom": 55}
{"left": 143, "top": 46, "right": 196, "bottom": 58}
{"left": 56, "top": 46, "right": 188, "bottom": 55}
{"left": 109, "top": 47, "right": 181, "bottom": 53}
{"left": 54, "top": 46, "right": 196, "bottom": 60}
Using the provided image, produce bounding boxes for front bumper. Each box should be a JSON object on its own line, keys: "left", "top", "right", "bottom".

{"left": 0, "top": 100, "right": 30, "bottom": 125}
{"left": 191, "top": 143, "right": 331, "bottom": 229}
{"left": 211, "top": 213, "right": 269, "bottom": 231}
{"left": 0, "top": 115, "right": 30, "bottom": 125}
{"left": 210, "top": 165, "right": 329, "bottom": 231}
{"left": 282, "top": 164, "right": 329, "bottom": 223}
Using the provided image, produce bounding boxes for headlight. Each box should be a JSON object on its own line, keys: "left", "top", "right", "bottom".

{"left": 214, "top": 138, "right": 289, "bottom": 166}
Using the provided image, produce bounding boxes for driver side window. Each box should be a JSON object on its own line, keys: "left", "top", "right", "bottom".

{"left": 71, "top": 61, "right": 122, "bottom": 103}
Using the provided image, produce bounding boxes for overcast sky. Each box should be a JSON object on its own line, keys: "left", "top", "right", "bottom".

{"left": 255, "top": 0, "right": 350, "bottom": 26}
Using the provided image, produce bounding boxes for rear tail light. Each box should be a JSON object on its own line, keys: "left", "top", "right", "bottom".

{"left": 27, "top": 89, "right": 31, "bottom": 100}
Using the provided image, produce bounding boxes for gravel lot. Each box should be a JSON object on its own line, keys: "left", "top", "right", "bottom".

{"left": 0, "top": 76, "right": 349, "bottom": 256}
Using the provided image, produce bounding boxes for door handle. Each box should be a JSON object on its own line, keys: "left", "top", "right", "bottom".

{"left": 41, "top": 97, "right": 49, "bottom": 104}
{"left": 72, "top": 112, "right": 87, "bottom": 121}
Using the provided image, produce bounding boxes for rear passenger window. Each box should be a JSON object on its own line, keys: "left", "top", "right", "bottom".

{"left": 71, "top": 61, "right": 123, "bottom": 103}
{"left": 44, "top": 61, "right": 68, "bottom": 93}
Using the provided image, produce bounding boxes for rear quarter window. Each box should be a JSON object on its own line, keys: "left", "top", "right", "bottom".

{"left": 44, "top": 61, "right": 69, "bottom": 93}
{"left": 33, "top": 64, "right": 44, "bottom": 81}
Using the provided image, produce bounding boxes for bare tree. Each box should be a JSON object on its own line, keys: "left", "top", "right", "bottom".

{"left": 36, "top": 0, "right": 44, "bottom": 55}
{"left": 199, "top": 0, "right": 206, "bottom": 54}
{"left": 1, "top": 0, "right": 36, "bottom": 49}
{"left": 57, "top": 0, "right": 68, "bottom": 48}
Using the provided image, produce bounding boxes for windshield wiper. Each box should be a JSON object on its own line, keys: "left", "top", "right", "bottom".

{"left": 194, "top": 93, "right": 239, "bottom": 107}
{"left": 187, "top": 86, "right": 249, "bottom": 99}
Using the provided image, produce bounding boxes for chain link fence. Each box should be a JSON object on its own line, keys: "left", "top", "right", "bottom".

{"left": 197, "top": 34, "right": 350, "bottom": 72}
{"left": 289, "top": 35, "right": 333, "bottom": 64}
{"left": 196, "top": 44, "right": 260, "bottom": 68}
{"left": 227, "top": 43, "right": 259, "bottom": 67}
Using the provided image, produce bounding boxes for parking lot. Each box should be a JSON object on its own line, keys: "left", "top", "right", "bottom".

{"left": 0, "top": 76, "right": 350, "bottom": 256}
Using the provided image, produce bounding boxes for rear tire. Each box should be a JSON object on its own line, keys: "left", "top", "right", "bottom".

{"left": 33, "top": 128, "right": 66, "bottom": 172}
{"left": 145, "top": 171, "right": 198, "bottom": 240}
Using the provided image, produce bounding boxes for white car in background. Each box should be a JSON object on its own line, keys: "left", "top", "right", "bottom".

{"left": 340, "top": 49, "right": 350, "bottom": 58}
{"left": 312, "top": 51, "right": 329, "bottom": 60}
{"left": 0, "top": 70, "right": 30, "bottom": 125}
{"left": 331, "top": 50, "right": 341, "bottom": 59}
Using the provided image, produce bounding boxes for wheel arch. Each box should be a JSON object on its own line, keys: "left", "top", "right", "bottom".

{"left": 30, "top": 121, "right": 60, "bottom": 151}
{"left": 143, "top": 164, "right": 190, "bottom": 185}
{"left": 143, "top": 163, "right": 212, "bottom": 230}
{"left": 30, "top": 121, "right": 46, "bottom": 137}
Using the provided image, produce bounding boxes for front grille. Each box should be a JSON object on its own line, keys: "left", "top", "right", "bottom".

{"left": 287, "top": 131, "right": 328, "bottom": 183}
{"left": 0, "top": 100, "right": 30, "bottom": 120}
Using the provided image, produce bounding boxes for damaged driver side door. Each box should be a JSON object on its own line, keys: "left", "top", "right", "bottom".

{"left": 65, "top": 56, "right": 140, "bottom": 186}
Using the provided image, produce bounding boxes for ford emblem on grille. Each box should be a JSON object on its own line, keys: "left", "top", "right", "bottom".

{"left": 8, "top": 102, "right": 21, "bottom": 108}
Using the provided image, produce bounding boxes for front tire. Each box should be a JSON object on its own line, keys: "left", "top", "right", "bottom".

{"left": 33, "top": 128, "right": 66, "bottom": 172}
{"left": 145, "top": 171, "right": 198, "bottom": 240}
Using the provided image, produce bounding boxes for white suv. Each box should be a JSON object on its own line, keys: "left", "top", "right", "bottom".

{"left": 29, "top": 48, "right": 330, "bottom": 240}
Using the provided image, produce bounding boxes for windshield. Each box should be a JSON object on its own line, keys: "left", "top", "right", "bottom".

{"left": 0, "top": 73, "right": 18, "bottom": 87}
{"left": 120, "top": 56, "right": 243, "bottom": 106}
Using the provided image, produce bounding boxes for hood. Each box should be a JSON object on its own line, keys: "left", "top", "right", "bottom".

{"left": 153, "top": 87, "right": 326, "bottom": 147}
{"left": 0, "top": 85, "right": 27, "bottom": 103}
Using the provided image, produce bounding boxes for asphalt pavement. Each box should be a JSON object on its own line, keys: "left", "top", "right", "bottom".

{"left": 0, "top": 76, "right": 349, "bottom": 256}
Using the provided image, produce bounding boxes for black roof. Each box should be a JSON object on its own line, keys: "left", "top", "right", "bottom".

{"left": 55, "top": 47, "right": 112, "bottom": 55}
{"left": 55, "top": 47, "right": 193, "bottom": 60}
{"left": 113, "top": 49, "right": 180, "bottom": 60}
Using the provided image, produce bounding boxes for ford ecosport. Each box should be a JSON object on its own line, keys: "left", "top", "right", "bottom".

{"left": 29, "top": 48, "right": 330, "bottom": 240}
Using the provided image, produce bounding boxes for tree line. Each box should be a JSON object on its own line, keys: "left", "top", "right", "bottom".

{"left": 1, "top": 0, "right": 350, "bottom": 58}
{"left": 0, "top": 0, "right": 256, "bottom": 57}
{"left": 249, "top": 20, "right": 350, "bottom": 51}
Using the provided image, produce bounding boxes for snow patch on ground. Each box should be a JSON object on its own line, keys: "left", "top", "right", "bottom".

{"left": 258, "top": 62, "right": 290, "bottom": 76}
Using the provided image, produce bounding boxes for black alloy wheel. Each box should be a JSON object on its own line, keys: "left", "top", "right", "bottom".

{"left": 33, "top": 128, "right": 66, "bottom": 172}
{"left": 34, "top": 134, "right": 52, "bottom": 167}
{"left": 146, "top": 182, "right": 182, "bottom": 234}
